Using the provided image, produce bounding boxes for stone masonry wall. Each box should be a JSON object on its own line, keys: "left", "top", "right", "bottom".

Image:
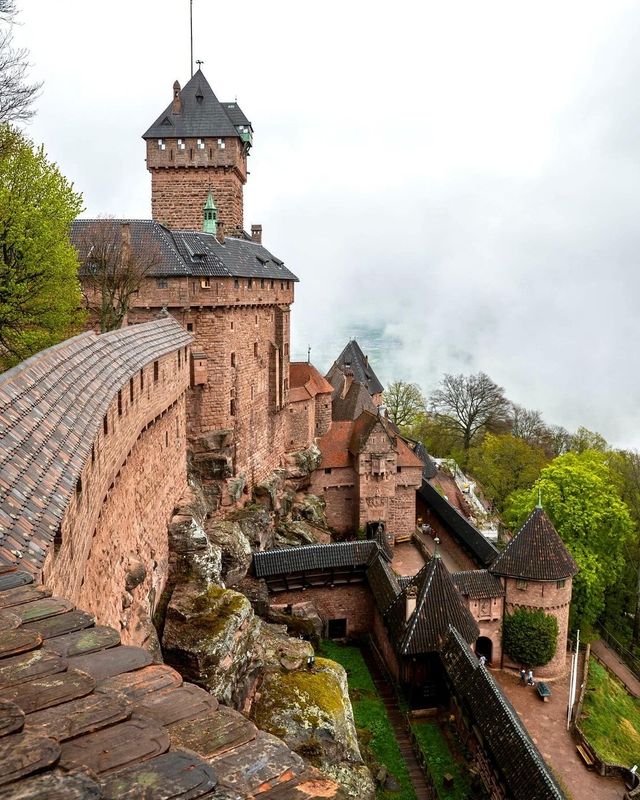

{"left": 310, "top": 468, "right": 356, "bottom": 534}
{"left": 43, "top": 346, "right": 190, "bottom": 648}
{"left": 314, "top": 394, "right": 332, "bottom": 438}
{"left": 271, "top": 584, "right": 375, "bottom": 640}
{"left": 147, "top": 137, "right": 247, "bottom": 231}
{"left": 389, "top": 479, "right": 421, "bottom": 537}
{"left": 502, "top": 576, "right": 572, "bottom": 677}
{"left": 286, "top": 398, "right": 313, "bottom": 452}
{"left": 128, "top": 276, "right": 295, "bottom": 486}
{"left": 464, "top": 595, "right": 504, "bottom": 666}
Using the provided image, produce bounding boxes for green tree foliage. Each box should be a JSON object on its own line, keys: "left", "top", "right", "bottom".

{"left": 569, "top": 426, "right": 609, "bottom": 454}
{"left": 503, "top": 608, "right": 558, "bottom": 667}
{"left": 504, "top": 450, "right": 634, "bottom": 634}
{"left": 383, "top": 380, "right": 425, "bottom": 430}
{"left": 0, "top": 126, "right": 83, "bottom": 368}
{"left": 466, "top": 433, "right": 549, "bottom": 511}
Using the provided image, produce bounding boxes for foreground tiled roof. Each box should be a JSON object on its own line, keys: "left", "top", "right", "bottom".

{"left": 452, "top": 570, "right": 504, "bottom": 599}
{"left": 0, "top": 568, "right": 340, "bottom": 799}
{"left": 253, "top": 541, "right": 379, "bottom": 578}
{"left": 143, "top": 69, "right": 248, "bottom": 141}
{"left": 490, "top": 507, "right": 578, "bottom": 581}
{"left": 441, "top": 627, "right": 565, "bottom": 800}
{"left": 387, "top": 556, "right": 479, "bottom": 655}
{"left": 71, "top": 220, "right": 298, "bottom": 282}
{"left": 418, "top": 480, "right": 498, "bottom": 568}
{"left": 366, "top": 553, "right": 400, "bottom": 613}
{"left": 327, "top": 341, "right": 384, "bottom": 397}
{"left": 0, "top": 318, "right": 191, "bottom": 572}
{"left": 289, "top": 362, "right": 333, "bottom": 403}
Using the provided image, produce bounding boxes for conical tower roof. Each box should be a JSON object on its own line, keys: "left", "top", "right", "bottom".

{"left": 387, "top": 555, "right": 479, "bottom": 655}
{"left": 490, "top": 506, "right": 578, "bottom": 581}
{"left": 143, "top": 69, "right": 245, "bottom": 140}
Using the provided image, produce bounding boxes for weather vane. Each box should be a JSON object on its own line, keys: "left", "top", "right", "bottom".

{"left": 196, "top": 59, "right": 204, "bottom": 69}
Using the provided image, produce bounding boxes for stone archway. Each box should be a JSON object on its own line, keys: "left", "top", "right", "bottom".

{"left": 476, "top": 636, "right": 493, "bottom": 663}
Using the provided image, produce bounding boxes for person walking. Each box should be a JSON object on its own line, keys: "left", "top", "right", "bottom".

{"left": 519, "top": 668, "right": 526, "bottom": 684}
{"left": 527, "top": 669, "right": 535, "bottom": 686}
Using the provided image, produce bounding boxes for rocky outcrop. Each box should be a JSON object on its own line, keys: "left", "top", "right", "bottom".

{"left": 251, "top": 658, "right": 375, "bottom": 800}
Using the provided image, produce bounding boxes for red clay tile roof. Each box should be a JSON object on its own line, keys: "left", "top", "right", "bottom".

{"left": 0, "top": 568, "right": 342, "bottom": 799}
{"left": 396, "top": 437, "right": 425, "bottom": 469}
{"left": 317, "top": 422, "right": 354, "bottom": 469}
{"left": 289, "top": 362, "right": 333, "bottom": 403}
{"left": 490, "top": 507, "right": 578, "bottom": 581}
{"left": 0, "top": 319, "right": 191, "bottom": 573}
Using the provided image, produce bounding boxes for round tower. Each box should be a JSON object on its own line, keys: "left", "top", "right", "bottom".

{"left": 490, "top": 505, "right": 578, "bottom": 678}
{"left": 142, "top": 69, "right": 253, "bottom": 233}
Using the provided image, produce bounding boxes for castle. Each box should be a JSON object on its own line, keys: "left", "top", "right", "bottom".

{"left": 0, "top": 68, "right": 581, "bottom": 800}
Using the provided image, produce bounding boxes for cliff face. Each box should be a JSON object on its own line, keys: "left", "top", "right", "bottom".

{"left": 158, "top": 459, "right": 375, "bottom": 799}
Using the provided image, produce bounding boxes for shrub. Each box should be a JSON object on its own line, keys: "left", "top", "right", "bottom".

{"left": 503, "top": 608, "right": 558, "bottom": 667}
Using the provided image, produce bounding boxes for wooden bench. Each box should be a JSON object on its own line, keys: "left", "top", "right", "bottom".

{"left": 576, "top": 744, "right": 595, "bottom": 768}
{"left": 536, "top": 682, "right": 552, "bottom": 701}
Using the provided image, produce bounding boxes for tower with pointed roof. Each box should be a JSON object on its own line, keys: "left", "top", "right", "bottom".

{"left": 490, "top": 505, "right": 578, "bottom": 677}
{"left": 143, "top": 70, "right": 252, "bottom": 232}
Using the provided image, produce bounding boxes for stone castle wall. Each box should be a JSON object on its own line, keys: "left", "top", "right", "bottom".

{"left": 502, "top": 576, "right": 572, "bottom": 677}
{"left": 129, "top": 276, "right": 295, "bottom": 485}
{"left": 147, "top": 137, "right": 247, "bottom": 231}
{"left": 43, "top": 346, "right": 190, "bottom": 647}
{"left": 270, "top": 584, "right": 375, "bottom": 640}
{"left": 310, "top": 469, "right": 356, "bottom": 534}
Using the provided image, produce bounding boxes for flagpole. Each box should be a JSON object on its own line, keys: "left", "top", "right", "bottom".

{"left": 190, "top": 0, "right": 194, "bottom": 77}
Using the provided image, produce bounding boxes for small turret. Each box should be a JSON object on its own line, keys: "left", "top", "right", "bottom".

{"left": 203, "top": 190, "right": 217, "bottom": 235}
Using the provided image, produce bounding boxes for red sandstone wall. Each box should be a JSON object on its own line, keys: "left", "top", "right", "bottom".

{"left": 147, "top": 137, "right": 247, "bottom": 231}
{"left": 272, "top": 584, "right": 374, "bottom": 639}
{"left": 502, "top": 576, "right": 572, "bottom": 677}
{"left": 310, "top": 468, "right": 356, "bottom": 533}
{"left": 129, "top": 276, "right": 295, "bottom": 485}
{"left": 314, "top": 395, "right": 332, "bottom": 438}
{"left": 464, "top": 596, "right": 504, "bottom": 665}
{"left": 44, "top": 347, "right": 190, "bottom": 648}
{"left": 286, "top": 398, "right": 313, "bottom": 452}
{"left": 389, "top": 478, "right": 421, "bottom": 537}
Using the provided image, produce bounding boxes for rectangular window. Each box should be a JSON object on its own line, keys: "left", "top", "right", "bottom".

{"left": 157, "top": 138, "right": 165, "bottom": 150}
{"left": 153, "top": 361, "right": 159, "bottom": 382}
{"left": 260, "top": 278, "right": 265, "bottom": 289}
{"left": 234, "top": 278, "right": 240, "bottom": 289}
{"left": 129, "top": 377, "right": 134, "bottom": 403}
{"left": 200, "top": 278, "right": 211, "bottom": 289}
{"left": 325, "top": 467, "right": 332, "bottom": 474}
{"left": 91, "top": 444, "right": 95, "bottom": 464}
{"left": 186, "top": 322, "right": 194, "bottom": 332}
{"left": 247, "top": 278, "right": 253, "bottom": 289}
{"left": 156, "top": 278, "right": 168, "bottom": 288}
{"left": 397, "top": 466, "right": 402, "bottom": 473}
{"left": 516, "top": 579, "right": 528, "bottom": 591}
{"left": 117, "top": 389, "right": 122, "bottom": 416}
{"left": 556, "top": 579, "right": 566, "bottom": 589}
{"left": 230, "top": 352, "right": 236, "bottom": 367}
{"left": 177, "top": 138, "right": 186, "bottom": 150}
{"left": 217, "top": 138, "right": 225, "bottom": 149}
{"left": 270, "top": 280, "right": 275, "bottom": 289}
{"left": 178, "top": 350, "right": 181, "bottom": 369}
{"left": 250, "top": 385, "right": 254, "bottom": 400}
{"left": 254, "top": 342, "right": 258, "bottom": 357}
{"left": 140, "top": 368, "right": 144, "bottom": 391}
{"left": 197, "top": 138, "right": 205, "bottom": 149}
{"left": 281, "top": 281, "right": 285, "bottom": 289}
{"left": 230, "top": 398, "right": 236, "bottom": 416}
{"left": 103, "top": 415, "right": 108, "bottom": 436}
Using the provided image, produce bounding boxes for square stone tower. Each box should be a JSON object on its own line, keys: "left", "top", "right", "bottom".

{"left": 143, "top": 70, "right": 252, "bottom": 232}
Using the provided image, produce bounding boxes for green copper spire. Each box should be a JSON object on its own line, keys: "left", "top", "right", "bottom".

{"left": 203, "top": 190, "right": 217, "bottom": 234}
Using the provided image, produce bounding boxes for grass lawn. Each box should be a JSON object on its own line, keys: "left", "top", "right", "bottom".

{"left": 581, "top": 658, "right": 640, "bottom": 766}
{"left": 319, "top": 641, "right": 416, "bottom": 800}
{"left": 411, "top": 720, "right": 471, "bottom": 800}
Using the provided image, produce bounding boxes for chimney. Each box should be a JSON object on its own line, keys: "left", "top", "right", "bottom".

{"left": 251, "top": 224, "right": 263, "bottom": 244}
{"left": 217, "top": 219, "right": 225, "bottom": 244}
{"left": 365, "top": 355, "right": 369, "bottom": 366}
{"left": 172, "top": 81, "right": 182, "bottom": 114}
{"left": 405, "top": 585, "right": 418, "bottom": 621}
{"left": 121, "top": 222, "right": 131, "bottom": 263}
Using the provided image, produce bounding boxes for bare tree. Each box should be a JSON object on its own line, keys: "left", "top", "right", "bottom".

{"left": 429, "top": 372, "right": 510, "bottom": 451}
{"left": 0, "top": 1, "right": 41, "bottom": 124}
{"left": 78, "top": 220, "right": 162, "bottom": 332}
{"left": 510, "top": 404, "right": 547, "bottom": 445}
{"left": 383, "top": 381, "right": 425, "bottom": 428}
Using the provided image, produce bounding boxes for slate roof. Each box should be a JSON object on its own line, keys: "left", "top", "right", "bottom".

{"left": 366, "top": 553, "right": 400, "bottom": 613}
{"left": 386, "top": 556, "right": 479, "bottom": 655}
{"left": 418, "top": 480, "right": 498, "bottom": 568}
{"left": 0, "top": 568, "right": 341, "bottom": 799}
{"left": 143, "top": 69, "right": 250, "bottom": 141}
{"left": 327, "top": 340, "right": 384, "bottom": 397}
{"left": 490, "top": 506, "right": 578, "bottom": 581}
{"left": 289, "top": 362, "right": 334, "bottom": 403}
{"left": 253, "top": 541, "right": 378, "bottom": 578}
{"left": 71, "top": 220, "right": 298, "bottom": 282}
{"left": 452, "top": 570, "right": 504, "bottom": 599}
{"left": 441, "top": 627, "right": 566, "bottom": 800}
{"left": 410, "top": 441, "right": 438, "bottom": 480}
{"left": 0, "top": 318, "right": 191, "bottom": 573}
{"left": 331, "top": 380, "right": 376, "bottom": 422}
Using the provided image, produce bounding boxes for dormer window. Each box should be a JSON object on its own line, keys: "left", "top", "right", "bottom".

{"left": 178, "top": 139, "right": 186, "bottom": 150}
{"left": 157, "top": 139, "right": 166, "bottom": 150}
{"left": 197, "top": 138, "right": 205, "bottom": 150}
{"left": 217, "top": 138, "right": 226, "bottom": 150}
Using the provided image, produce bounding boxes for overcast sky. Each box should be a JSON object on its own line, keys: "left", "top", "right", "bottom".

{"left": 13, "top": 0, "right": 640, "bottom": 448}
